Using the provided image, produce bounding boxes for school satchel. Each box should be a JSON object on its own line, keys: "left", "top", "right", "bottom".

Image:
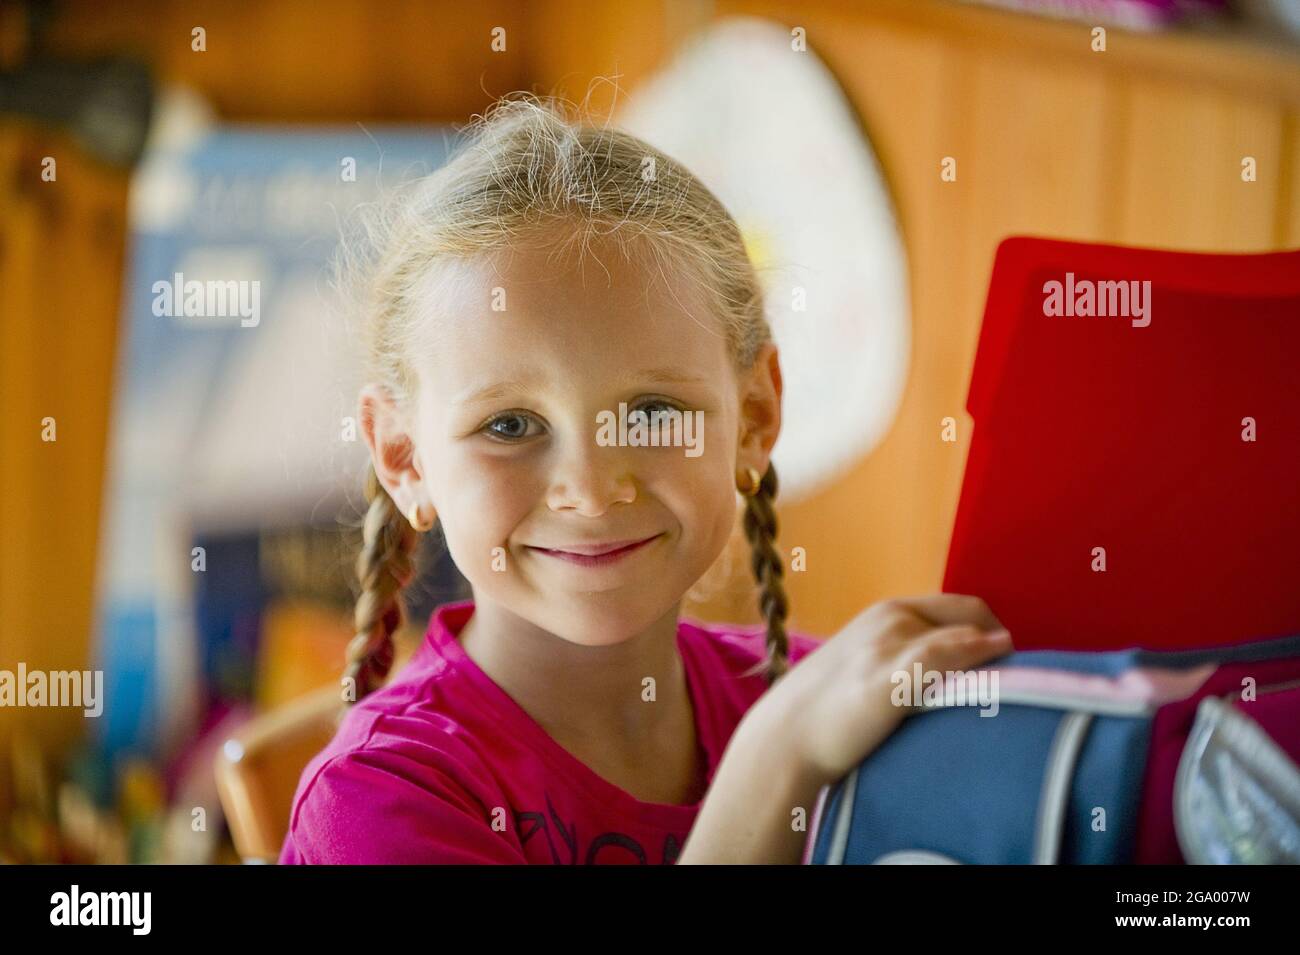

{"left": 805, "top": 634, "right": 1300, "bottom": 865}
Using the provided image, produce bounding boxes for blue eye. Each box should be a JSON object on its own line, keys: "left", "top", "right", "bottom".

{"left": 482, "top": 412, "right": 541, "bottom": 442}
{"left": 630, "top": 399, "right": 682, "bottom": 424}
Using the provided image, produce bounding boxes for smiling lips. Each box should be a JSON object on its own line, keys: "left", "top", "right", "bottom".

{"left": 527, "top": 534, "right": 662, "bottom": 567}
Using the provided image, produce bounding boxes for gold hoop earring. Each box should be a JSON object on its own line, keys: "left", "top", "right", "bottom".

{"left": 406, "top": 501, "right": 430, "bottom": 532}
{"left": 737, "top": 466, "right": 761, "bottom": 497}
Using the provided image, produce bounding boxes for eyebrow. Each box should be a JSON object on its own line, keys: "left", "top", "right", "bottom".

{"left": 455, "top": 368, "right": 711, "bottom": 406}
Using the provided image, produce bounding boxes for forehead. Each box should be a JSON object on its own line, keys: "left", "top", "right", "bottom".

{"left": 409, "top": 231, "right": 733, "bottom": 398}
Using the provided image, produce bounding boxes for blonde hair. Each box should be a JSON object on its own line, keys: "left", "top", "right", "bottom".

{"left": 341, "top": 92, "right": 789, "bottom": 702}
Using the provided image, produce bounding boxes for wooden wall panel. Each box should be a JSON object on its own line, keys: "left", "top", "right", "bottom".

{"left": 0, "top": 129, "right": 127, "bottom": 753}
{"left": 1283, "top": 112, "right": 1300, "bottom": 247}
{"left": 44, "top": 0, "right": 529, "bottom": 122}
{"left": 1118, "top": 86, "right": 1284, "bottom": 250}
{"left": 522, "top": 0, "right": 687, "bottom": 118}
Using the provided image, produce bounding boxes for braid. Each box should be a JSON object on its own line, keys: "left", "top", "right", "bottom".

{"left": 739, "top": 463, "right": 790, "bottom": 686}
{"left": 343, "top": 464, "right": 420, "bottom": 703}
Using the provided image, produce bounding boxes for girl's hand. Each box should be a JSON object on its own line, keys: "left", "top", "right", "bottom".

{"left": 744, "top": 594, "right": 1013, "bottom": 786}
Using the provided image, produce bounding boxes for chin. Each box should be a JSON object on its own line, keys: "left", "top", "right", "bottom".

{"left": 535, "top": 591, "right": 675, "bottom": 646}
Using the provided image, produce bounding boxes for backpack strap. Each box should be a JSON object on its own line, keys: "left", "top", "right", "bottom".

{"left": 820, "top": 765, "right": 859, "bottom": 864}
{"left": 1032, "top": 710, "right": 1094, "bottom": 864}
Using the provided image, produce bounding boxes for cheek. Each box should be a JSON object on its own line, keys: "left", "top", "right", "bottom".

{"left": 657, "top": 454, "right": 737, "bottom": 544}
{"left": 680, "top": 414, "right": 739, "bottom": 518}
{"left": 427, "top": 446, "right": 534, "bottom": 548}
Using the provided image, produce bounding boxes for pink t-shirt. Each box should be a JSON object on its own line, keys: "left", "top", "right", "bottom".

{"left": 278, "top": 599, "right": 822, "bottom": 864}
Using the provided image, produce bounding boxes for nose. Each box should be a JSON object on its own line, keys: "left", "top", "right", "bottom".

{"left": 546, "top": 437, "right": 637, "bottom": 516}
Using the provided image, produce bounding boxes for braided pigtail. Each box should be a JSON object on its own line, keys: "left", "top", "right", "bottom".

{"left": 738, "top": 464, "right": 790, "bottom": 687}
{"left": 343, "top": 464, "right": 421, "bottom": 703}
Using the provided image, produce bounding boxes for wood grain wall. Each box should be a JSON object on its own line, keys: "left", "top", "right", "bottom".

{"left": 2, "top": 0, "right": 1297, "bottom": 754}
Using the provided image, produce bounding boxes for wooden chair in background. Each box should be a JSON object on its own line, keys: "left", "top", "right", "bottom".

{"left": 213, "top": 685, "right": 344, "bottom": 863}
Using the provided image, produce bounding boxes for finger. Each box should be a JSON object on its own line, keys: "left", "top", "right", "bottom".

{"left": 919, "top": 622, "right": 1014, "bottom": 670}
{"left": 883, "top": 593, "right": 1003, "bottom": 632}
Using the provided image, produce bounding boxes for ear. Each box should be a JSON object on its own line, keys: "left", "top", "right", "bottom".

{"left": 736, "top": 340, "right": 783, "bottom": 477}
{"left": 358, "top": 383, "right": 425, "bottom": 508}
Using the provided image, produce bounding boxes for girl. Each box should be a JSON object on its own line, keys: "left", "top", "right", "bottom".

{"left": 278, "top": 94, "right": 1011, "bottom": 865}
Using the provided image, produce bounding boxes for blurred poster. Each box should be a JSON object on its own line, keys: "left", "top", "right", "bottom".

{"left": 93, "top": 89, "right": 451, "bottom": 760}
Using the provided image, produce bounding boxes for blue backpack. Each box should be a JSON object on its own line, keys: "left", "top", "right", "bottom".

{"left": 806, "top": 635, "right": 1300, "bottom": 865}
